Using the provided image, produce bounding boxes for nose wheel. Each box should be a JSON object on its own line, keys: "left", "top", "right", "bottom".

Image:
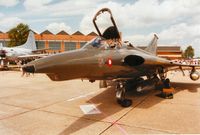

{"left": 116, "top": 82, "right": 132, "bottom": 107}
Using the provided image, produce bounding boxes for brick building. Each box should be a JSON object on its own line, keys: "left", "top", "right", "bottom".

{"left": 138, "top": 46, "right": 182, "bottom": 59}
{"left": 0, "top": 30, "right": 98, "bottom": 53}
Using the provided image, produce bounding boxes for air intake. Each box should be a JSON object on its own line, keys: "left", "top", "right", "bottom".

{"left": 124, "top": 55, "right": 145, "bottom": 66}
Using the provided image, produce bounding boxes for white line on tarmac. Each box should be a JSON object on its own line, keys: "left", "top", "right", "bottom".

{"left": 67, "top": 91, "right": 98, "bottom": 101}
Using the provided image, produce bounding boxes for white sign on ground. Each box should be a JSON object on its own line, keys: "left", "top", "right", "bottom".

{"left": 80, "top": 104, "right": 101, "bottom": 115}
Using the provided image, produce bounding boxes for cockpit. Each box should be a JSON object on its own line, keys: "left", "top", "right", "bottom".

{"left": 90, "top": 37, "right": 102, "bottom": 48}
{"left": 82, "top": 37, "right": 102, "bottom": 49}
{"left": 82, "top": 8, "right": 135, "bottom": 50}
{"left": 82, "top": 36, "right": 123, "bottom": 50}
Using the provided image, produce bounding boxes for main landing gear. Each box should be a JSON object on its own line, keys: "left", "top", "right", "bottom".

{"left": 158, "top": 68, "right": 174, "bottom": 99}
{"left": 115, "top": 81, "right": 132, "bottom": 107}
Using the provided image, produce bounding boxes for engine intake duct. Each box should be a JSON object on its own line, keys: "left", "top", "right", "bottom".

{"left": 22, "top": 65, "right": 35, "bottom": 73}
{"left": 124, "top": 55, "right": 144, "bottom": 66}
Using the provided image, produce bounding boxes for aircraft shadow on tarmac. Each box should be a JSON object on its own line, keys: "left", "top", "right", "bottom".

{"left": 59, "top": 86, "right": 126, "bottom": 135}
{"left": 171, "top": 82, "right": 200, "bottom": 93}
{"left": 58, "top": 82, "right": 200, "bottom": 135}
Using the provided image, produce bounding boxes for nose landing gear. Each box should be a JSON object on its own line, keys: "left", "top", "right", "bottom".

{"left": 115, "top": 81, "right": 132, "bottom": 107}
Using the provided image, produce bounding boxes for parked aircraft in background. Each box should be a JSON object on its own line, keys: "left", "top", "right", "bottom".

{"left": 22, "top": 8, "right": 200, "bottom": 107}
{"left": 0, "top": 31, "right": 48, "bottom": 65}
{"left": 0, "top": 31, "right": 36, "bottom": 58}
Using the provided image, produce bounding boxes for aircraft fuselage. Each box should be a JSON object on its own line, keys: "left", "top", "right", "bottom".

{"left": 3, "top": 47, "right": 32, "bottom": 58}
{"left": 23, "top": 44, "right": 171, "bottom": 81}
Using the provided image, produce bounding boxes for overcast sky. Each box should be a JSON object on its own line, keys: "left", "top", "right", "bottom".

{"left": 0, "top": 0, "right": 200, "bottom": 57}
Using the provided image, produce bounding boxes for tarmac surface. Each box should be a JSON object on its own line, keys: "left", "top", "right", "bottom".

{"left": 0, "top": 71, "right": 200, "bottom": 135}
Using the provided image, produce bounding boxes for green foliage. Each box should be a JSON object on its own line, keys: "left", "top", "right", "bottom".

{"left": 7, "top": 23, "right": 30, "bottom": 47}
{"left": 183, "top": 45, "right": 194, "bottom": 58}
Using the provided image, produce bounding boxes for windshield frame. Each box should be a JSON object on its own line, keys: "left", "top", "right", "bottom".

{"left": 82, "top": 36, "right": 106, "bottom": 49}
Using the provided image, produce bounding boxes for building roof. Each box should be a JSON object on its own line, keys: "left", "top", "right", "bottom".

{"left": 40, "top": 30, "right": 53, "bottom": 35}
{"left": 87, "top": 32, "right": 98, "bottom": 36}
{"left": 72, "top": 31, "right": 84, "bottom": 35}
{"left": 56, "top": 30, "right": 69, "bottom": 35}
{"left": 30, "top": 29, "right": 38, "bottom": 34}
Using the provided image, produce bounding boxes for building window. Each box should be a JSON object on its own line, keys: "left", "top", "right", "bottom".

{"left": 36, "top": 41, "right": 45, "bottom": 49}
{"left": 80, "top": 42, "right": 87, "bottom": 48}
{"left": 64, "top": 42, "right": 76, "bottom": 51}
{"left": 49, "top": 41, "right": 61, "bottom": 50}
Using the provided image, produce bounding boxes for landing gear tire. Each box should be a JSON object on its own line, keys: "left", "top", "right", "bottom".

{"left": 117, "top": 99, "right": 132, "bottom": 107}
{"left": 115, "top": 82, "right": 132, "bottom": 107}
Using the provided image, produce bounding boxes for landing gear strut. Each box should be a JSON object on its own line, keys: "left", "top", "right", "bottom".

{"left": 157, "top": 67, "right": 174, "bottom": 99}
{"left": 115, "top": 81, "right": 132, "bottom": 107}
{"left": 158, "top": 67, "right": 167, "bottom": 81}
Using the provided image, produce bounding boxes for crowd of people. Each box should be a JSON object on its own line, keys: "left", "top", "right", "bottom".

{"left": 172, "top": 59, "right": 200, "bottom": 65}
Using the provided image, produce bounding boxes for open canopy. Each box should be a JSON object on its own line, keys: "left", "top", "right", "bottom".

{"left": 93, "top": 8, "right": 120, "bottom": 40}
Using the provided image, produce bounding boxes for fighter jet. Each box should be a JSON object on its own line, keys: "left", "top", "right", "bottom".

{"left": 22, "top": 8, "right": 200, "bottom": 107}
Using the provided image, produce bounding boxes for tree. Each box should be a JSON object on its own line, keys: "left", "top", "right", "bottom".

{"left": 7, "top": 23, "right": 30, "bottom": 47}
{"left": 183, "top": 45, "right": 194, "bottom": 58}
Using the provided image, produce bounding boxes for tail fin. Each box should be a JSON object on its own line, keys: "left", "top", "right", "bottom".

{"left": 0, "top": 43, "right": 3, "bottom": 49}
{"left": 16, "top": 31, "right": 37, "bottom": 51}
{"left": 144, "top": 34, "right": 158, "bottom": 55}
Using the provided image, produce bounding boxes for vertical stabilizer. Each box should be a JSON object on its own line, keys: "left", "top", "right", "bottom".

{"left": 144, "top": 34, "right": 158, "bottom": 55}
{"left": 0, "top": 43, "right": 3, "bottom": 48}
{"left": 16, "top": 31, "right": 37, "bottom": 50}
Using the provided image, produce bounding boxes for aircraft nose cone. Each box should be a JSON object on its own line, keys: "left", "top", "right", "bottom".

{"left": 22, "top": 65, "right": 35, "bottom": 73}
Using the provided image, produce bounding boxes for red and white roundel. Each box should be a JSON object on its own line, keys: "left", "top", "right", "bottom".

{"left": 107, "top": 58, "right": 112, "bottom": 67}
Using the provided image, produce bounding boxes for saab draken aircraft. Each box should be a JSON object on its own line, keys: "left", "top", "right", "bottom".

{"left": 0, "top": 31, "right": 47, "bottom": 61}
{"left": 22, "top": 8, "right": 200, "bottom": 107}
